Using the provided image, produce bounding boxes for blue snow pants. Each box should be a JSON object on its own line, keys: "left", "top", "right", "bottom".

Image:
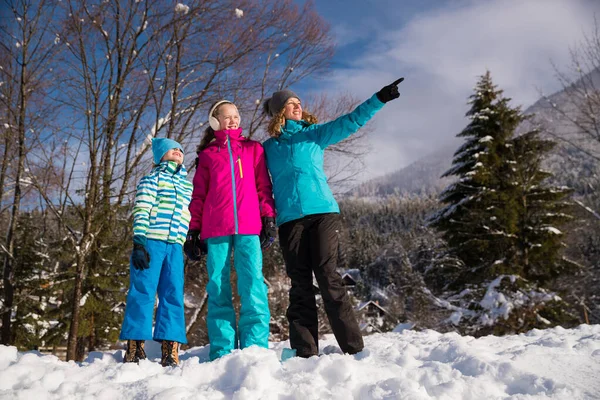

{"left": 119, "top": 239, "right": 187, "bottom": 344}
{"left": 205, "top": 234, "right": 270, "bottom": 360}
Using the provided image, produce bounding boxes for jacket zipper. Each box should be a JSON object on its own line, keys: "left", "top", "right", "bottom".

{"left": 170, "top": 173, "right": 178, "bottom": 242}
{"left": 289, "top": 138, "right": 303, "bottom": 217}
{"left": 163, "top": 165, "right": 178, "bottom": 242}
{"left": 226, "top": 138, "right": 239, "bottom": 234}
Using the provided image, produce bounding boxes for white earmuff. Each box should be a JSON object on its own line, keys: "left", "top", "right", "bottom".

{"left": 208, "top": 100, "right": 240, "bottom": 131}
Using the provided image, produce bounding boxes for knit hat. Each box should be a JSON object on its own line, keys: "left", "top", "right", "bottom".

{"left": 152, "top": 137, "right": 183, "bottom": 165}
{"left": 262, "top": 89, "right": 300, "bottom": 117}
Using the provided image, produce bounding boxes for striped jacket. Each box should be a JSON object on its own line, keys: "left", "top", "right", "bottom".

{"left": 132, "top": 161, "right": 193, "bottom": 245}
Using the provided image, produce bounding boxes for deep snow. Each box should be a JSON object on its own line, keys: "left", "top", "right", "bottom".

{"left": 1, "top": 324, "right": 599, "bottom": 399}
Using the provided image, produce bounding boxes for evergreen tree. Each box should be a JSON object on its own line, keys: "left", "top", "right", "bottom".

{"left": 8, "top": 212, "right": 51, "bottom": 349}
{"left": 40, "top": 205, "right": 130, "bottom": 357}
{"left": 75, "top": 208, "right": 130, "bottom": 359}
{"left": 431, "top": 71, "right": 521, "bottom": 276}
{"left": 431, "top": 71, "right": 575, "bottom": 284}
{"left": 505, "top": 131, "right": 574, "bottom": 282}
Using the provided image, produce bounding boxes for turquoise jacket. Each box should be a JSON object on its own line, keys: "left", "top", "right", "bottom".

{"left": 263, "top": 94, "right": 384, "bottom": 226}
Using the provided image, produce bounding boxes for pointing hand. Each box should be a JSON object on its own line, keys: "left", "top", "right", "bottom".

{"left": 376, "top": 77, "right": 404, "bottom": 103}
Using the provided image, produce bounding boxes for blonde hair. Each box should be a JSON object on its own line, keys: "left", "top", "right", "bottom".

{"left": 197, "top": 101, "right": 234, "bottom": 152}
{"left": 266, "top": 109, "right": 318, "bottom": 138}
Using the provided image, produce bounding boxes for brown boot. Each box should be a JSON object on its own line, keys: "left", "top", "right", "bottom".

{"left": 161, "top": 340, "right": 179, "bottom": 367}
{"left": 123, "top": 340, "right": 147, "bottom": 363}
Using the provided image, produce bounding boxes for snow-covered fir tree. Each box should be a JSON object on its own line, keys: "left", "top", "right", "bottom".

{"left": 504, "top": 130, "right": 575, "bottom": 282}
{"left": 6, "top": 212, "right": 51, "bottom": 349}
{"left": 34, "top": 207, "right": 130, "bottom": 360}
{"left": 431, "top": 71, "right": 519, "bottom": 276}
{"left": 429, "top": 71, "right": 579, "bottom": 334}
{"left": 74, "top": 209, "right": 130, "bottom": 358}
{"left": 431, "top": 71, "right": 574, "bottom": 283}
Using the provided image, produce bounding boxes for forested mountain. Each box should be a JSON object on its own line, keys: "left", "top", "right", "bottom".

{"left": 349, "top": 68, "right": 600, "bottom": 200}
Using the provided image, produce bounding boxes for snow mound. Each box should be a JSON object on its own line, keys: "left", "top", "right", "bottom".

{"left": 0, "top": 325, "right": 599, "bottom": 399}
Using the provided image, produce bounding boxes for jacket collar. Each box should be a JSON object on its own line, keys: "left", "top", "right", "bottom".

{"left": 213, "top": 128, "right": 245, "bottom": 146}
{"left": 279, "top": 119, "right": 309, "bottom": 140}
{"left": 155, "top": 160, "right": 187, "bottom": 176}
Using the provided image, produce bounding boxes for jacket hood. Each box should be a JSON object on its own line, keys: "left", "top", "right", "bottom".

{"left": 279, "top": 119, "right": 310, "bottom": 139}
{"left": 206, "top": 128, "right": 246, "bottom": 149}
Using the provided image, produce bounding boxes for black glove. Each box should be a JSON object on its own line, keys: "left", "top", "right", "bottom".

{"left": 260, "top": 217, "right": 277, "bottom": 249}
{"left": 131, "top": 243, "right": 150, "bottom": 270}
{"left": 184, "top": 230, "right": 207, "bottom": 261}
{"left": 376, "top": 77, "right": 404, "bottom": 103}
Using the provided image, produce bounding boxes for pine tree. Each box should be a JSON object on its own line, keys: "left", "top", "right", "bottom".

{"left": 39, "top": 205, "right": 130, "bottom": 357}
{"left": 70, "top": 205, "right": 131, "bottom": 359}
{"left": 75, "top": 226, "right": 129, "bottom": 359}
{"left": 505, "top": 131, "right": 574, "bottom": 282}
{"left": 431, "top": 71, "right": 521, "bottom": 277}
{"left": 431, "top": 71, "right": 575, "bottom": 284}
{"left": 8, "top": 211, "right": 51, "bottom": 349}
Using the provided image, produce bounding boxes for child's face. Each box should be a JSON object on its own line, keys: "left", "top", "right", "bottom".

{"left": 161, "top": 148, "right": 184, "bottom": 165}
{"left": 283, "top": 98, "right": 302, "bottom": 121}
{"left": 216, "top": 104, "right": 240, "bottom": 130}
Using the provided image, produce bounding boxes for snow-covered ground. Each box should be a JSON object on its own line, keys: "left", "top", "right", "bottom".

{"left": 1, "top": 325, "right": 599, "bottom": 399}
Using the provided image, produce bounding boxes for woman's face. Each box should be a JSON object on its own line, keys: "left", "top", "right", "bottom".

{"left": 216, "top": 103, "right": 240, "bottom": 130}
{"left": 282, "top": 97, "right": 302, "bottom": 121}
{"left": 161, "top": 148, "right": 184, "bottom": 165}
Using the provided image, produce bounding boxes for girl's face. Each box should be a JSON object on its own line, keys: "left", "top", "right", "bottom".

{"left": 283, "top": 98, "right": 302, "bottom": 121}
{"left": 161, "top": 148, "right": 184, "bottom": 165}
{"left": 216, "top": 104, "right": 240, "bottom": 130}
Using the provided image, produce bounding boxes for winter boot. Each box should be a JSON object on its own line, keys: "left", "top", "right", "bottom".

{"left": 123, "top": 340, "right": 147, "bottom": 363}
{"left": 161, "top": 340, "right": 179, "bottom": 367}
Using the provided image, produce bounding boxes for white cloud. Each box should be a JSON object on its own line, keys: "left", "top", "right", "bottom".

{"left": 389, "top": 0, "right": 593, "bottom": 102}
{"left": 320, "top": 0, "right": 599, "bottom": 179}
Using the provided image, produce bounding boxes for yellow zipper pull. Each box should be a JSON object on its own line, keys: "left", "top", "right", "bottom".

{"left": 237, "top": 156, "right": 243, "bottom": 178}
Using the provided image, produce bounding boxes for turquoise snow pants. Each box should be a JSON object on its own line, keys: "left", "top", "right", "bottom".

{"left": 205, "top": 234, "right": 270, "bottom": 360}
{"left": 119, "top": 239, "right": 187, "bottom": 344}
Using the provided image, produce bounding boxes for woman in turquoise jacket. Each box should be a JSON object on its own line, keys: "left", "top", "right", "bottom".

{"left": 262, "top": 78, "right": 404, "bottom": 358}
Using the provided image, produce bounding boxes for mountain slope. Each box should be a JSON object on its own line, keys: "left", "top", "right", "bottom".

{"left": 348, "top": 144, "right": 455, "bottom": 197}
{"left": 350, "top": 69, "right": 600, "bottom": 198}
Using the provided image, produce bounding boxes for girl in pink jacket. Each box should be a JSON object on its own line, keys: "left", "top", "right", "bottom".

{"left": 185, "top": 100, "right": 276, "bottom": 360}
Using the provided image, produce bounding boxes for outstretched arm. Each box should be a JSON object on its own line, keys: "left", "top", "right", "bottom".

{"left": 307, "top": 77, "right": 404, "bottom": 148}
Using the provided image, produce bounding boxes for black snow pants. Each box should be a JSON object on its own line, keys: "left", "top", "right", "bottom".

{"left": 278, "top": 213, "right": 364, "bottom": 357}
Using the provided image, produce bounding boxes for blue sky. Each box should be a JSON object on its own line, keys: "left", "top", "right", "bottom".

{"left": 295, "top": 0, "right": 600, "bottom": 179}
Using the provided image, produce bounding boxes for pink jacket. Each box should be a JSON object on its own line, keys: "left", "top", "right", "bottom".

{"left": 189, "top": 128, "right": 276, "bottom": 239}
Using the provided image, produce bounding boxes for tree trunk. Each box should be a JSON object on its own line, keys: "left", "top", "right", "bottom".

{"left": 1, "top": 40, "right": 27, "bottom": 345}
{"left": 66, "top": 250, "right": 86, "bottom": 360}
{"left": 89, "top": 313, "right": 96, "bottom": 352}
{"left": 1, "top": 256, "right": 15, "bottom": 345}
{"left": 75, "top": 336, "right": 86, "bottom": 362}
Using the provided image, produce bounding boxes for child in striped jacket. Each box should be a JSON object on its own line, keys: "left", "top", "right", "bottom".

{"left": 120, "top": 137, "right": 193, "bottom": 367}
